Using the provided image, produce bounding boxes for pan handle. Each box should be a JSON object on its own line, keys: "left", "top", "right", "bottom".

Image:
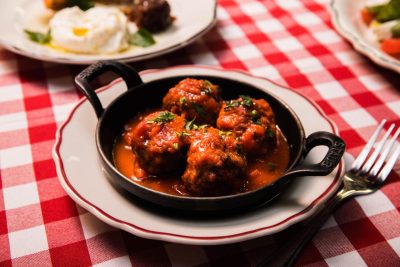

{"left": 281, "top": 131, "right": 345, "bottom": 179}
{"left": 74, "top": 61, "right": 143, "bottom": 118}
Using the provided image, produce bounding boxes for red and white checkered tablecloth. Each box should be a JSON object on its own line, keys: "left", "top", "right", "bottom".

{"left": 1, "top": 0, "right": 400, "bottom": 266}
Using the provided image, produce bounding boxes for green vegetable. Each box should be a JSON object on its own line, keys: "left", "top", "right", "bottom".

{"left": 184, "top": 118, "right": 197, "bottom": 131}
{"left": 366, "top": 5, "right": 384, "bottom": 15}
{"left": 374, "top": 0, "right": 400, "bottom": 23}
{"left": 147, "top": 111, "right": 174, "bottom": 124}
{"left": 24, "top": 30, "right": 51, "bottom": 44}
{"left": 391, "top": 21, "right": 400, "bottom": 38}
{"left": 201, "top": 87, "right": 212, "bottom": 95}
{"left": 218, "top": 130, "right": 232, "bottom": 137}
{"left": 173, "top": 143, "right": 179, "bottom": 150}
{"left": 224, "top": 100, "right": 240, "bottom": 111}
{"left": 129, "top": 28, "right": 156, "bottom": 47}
{"left": 179, "top": 97, "right": 187, "bottom": 105}
{"left": 68, "top": 0, "right": 94, "bottom": 11}
{"left": 240, "top": 95, "right": 253, "bottom": 107}
{"left": 200, "top": 80, "right": 213, "bottom": 95}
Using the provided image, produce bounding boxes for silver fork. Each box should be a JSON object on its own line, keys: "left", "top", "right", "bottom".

{"left": 256, "top": 119, "right": 400, "bottom": 267}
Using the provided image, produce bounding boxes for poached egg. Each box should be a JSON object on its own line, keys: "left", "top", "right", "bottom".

{"left": 49, "top": 6, "right": 129, "bottom": 54}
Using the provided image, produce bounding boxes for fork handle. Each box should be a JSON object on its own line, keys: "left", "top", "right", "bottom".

{"left": 255, "top": 187, "right": 354, "bottom": 267}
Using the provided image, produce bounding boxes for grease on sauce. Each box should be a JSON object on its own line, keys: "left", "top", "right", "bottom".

{"left": 113, "top": 111, "right": 290, "bottom": 196}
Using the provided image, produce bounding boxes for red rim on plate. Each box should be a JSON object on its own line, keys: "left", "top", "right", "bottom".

{"left": 53, "top": 65, "right": 343, "bottom": 243}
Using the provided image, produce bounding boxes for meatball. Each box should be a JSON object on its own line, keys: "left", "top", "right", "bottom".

{"left": 182, "top": 126, "right": 247, "bottom": 196}
{"left": 216, "top": 95, "right": 276, "bottom": 155}
{"left": 129, "top": 0, "right": 173, "bottom": 33}
{"left": 162, "top": 78, "right": 222, "bottom": 124}
{"left": 130, "top": 111, "right": 186, "bottom": 174}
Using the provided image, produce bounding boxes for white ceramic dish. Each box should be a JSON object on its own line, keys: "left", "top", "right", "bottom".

{"left": 0, "top": 0, "right": 216, "bottom": 64}
{"left": 330, "top": 0, "right": 400, "bottom": 73}
{"left": 53, "top": 66, "right": 344, "bottom": 245}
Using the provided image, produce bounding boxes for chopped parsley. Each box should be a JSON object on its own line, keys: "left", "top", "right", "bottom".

{"left": 200, "top": 80, "right": 213, "bottom": 95}
{"left": 218, "top": 130, "right": 233, "bottom": 138}
{"left": 224, "top": 100, "right": 240, "bottom": 111}
{"left": 179, "top": 97, "right": 187, "bottom": 105}
{"left": 147, "top": 111, "right": 175, "bottom": 124}
{"left": 251, "top": 109, "right": 261, "bottom": 124}
{"left": 224, "top": 96, "right": 254, "bottom": 111}
{"left": 173, "top": 143, "right": 179, "bottom": 150}
{"left": 184, "top": 118, "right": 196, "bottom": 131}
{"left": 240, "top": 95, "right": 254, "bottom": 107}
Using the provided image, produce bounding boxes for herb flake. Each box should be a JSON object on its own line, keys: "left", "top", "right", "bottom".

{"left": 147, "top": 111, "right": 175, "bottom": 124}
{"left": 240, "top": 95, "right": 254, "bottom": 107}
{"left": 179, "top": 97, "right": 187, "bottom": 105}
{"left": 184, "top": 118, "right": 196, "bottom": 131}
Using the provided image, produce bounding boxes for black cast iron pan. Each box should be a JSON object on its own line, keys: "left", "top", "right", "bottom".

{"left": 74, "top": 61, "right": 345, "bottom": 212}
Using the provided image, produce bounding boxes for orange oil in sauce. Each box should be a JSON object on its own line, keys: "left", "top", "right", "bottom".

{"left": 113, "top": 114, "right": 290, "bottom": 196}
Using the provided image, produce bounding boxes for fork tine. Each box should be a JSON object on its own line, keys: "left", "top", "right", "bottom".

{"left": 370, "top": 126, "right": 400, "bottom": 177}
{"left": 360, "top": 124, "right": 395, "bottom": 174}
{"left": 377, "top": 145, "right": 400, "bottom": 183}
{"left": 352, "top": 119, "right": 386, "bottom": 170}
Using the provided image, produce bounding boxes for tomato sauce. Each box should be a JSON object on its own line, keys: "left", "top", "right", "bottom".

{"left": 113, "top": 110, "right": 290, "bottom": 196}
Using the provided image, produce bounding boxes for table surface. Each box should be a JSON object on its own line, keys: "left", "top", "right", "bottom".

{"left": 1, "top": 0, "right": 400, "bottom": 266}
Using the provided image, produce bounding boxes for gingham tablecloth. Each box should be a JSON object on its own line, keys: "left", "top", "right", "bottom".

{"left": 1, "top": 0, "right": 400, "bottom": 266}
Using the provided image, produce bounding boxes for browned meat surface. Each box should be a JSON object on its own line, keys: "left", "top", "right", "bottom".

{"left": 182, "top": 126, "right": 247, "bottom": 196}
{"left": 217, "top": 96, "right": 276, "bottom": 155}
{"left": 130, "top": 111, "right": 186, "bottom": 174}
{"left": 162, "top": 78, "right": 222, "bottom": 125}
{"left": 129, "top": 0, "right": 173, "bottom": 32}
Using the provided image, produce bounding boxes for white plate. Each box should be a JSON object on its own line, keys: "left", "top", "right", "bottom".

{"left": 330, "top": 0, "right": 400, "bottom": 73}
{"left": 0, "top": 0, "right": 216, "bottom": 64}
{"left": 53, "top": 66, "right": 344, "bottom": 245}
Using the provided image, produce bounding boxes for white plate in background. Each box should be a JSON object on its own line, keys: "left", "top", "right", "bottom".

{"left": 53, "top": 66, "right": 344, "bottom": 245}
{"left": 0, "top": 0, "right": 216, "bottom": 64}
{"left": 330, "top": 0, "right": 400, "bottom": 73}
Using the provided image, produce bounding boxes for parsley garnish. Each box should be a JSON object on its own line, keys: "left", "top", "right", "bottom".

{"left": 129, "top": 28, "right": 156, "bottom": 47}
{"left": 184, "top": 118, "right": 196, "bottom": 131}
{"left": 200, "top": 80, "right": 213, "bottom": 95}
{"left": 147, "top": 111, "right": 174, "bottom": 124}
{"left": 218, "top": 130, "right": 233, "bottom": 137}
{"left": 240, "top": 95, "right": 254, "bottom": 107}
{"left": 24, "top": 30, "right": 51, "bottom": 45}
{"left": 173, "top": 143, "right": 179, "bottom": 150}
{"left": 224, "top": 100, "right": 240, "bottom": 111}
{"left": 179, "top": 97, "right": 187, "bottom": 105}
